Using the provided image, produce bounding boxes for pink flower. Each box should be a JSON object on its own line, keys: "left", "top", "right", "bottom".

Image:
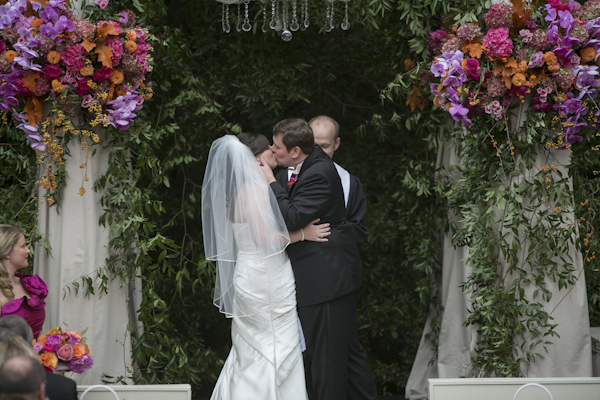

{"left": 465, "top": 58, "right": 481, "bottom": 80}
{"left": 92, "top": 66, "right": 112, "bottom": 82}
{"left": 95, "top": 0, "right": 109, "bottom": 9}
{"left": 105, "top": 36, "right": 124, "bottom": 66}
{"left": 60, "top": 44, "right": 87, "bottom": 72}
{"left": 40, "top": 64, "right": 63, "bottom": 80}
{"left": 76, "top": 78, "right": 91, "bottom": 96}
{"left": 81, "top": 94, "right": 94, "bottom": 108}
{"left": 483, "top": 28, "right": 514, "bottom": 58}
{"left": 484, "top": 3, "right": 514, "bottom": 29}
{"left": 57, "top": 344, "right": 74, "bottom": 361}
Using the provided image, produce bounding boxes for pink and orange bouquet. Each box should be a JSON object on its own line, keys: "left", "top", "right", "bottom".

{"left": 0, "top": 0, "right": 154, "bottom": 151}
{"left": 33, "top": 327, "right": 93, "bottom": 374}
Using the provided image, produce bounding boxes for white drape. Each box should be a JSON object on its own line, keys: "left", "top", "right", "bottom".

{"left": 406, "top": 102, "right": 593, "bottom": 398}
{"left": 33, "top": 129, "right": 142, "bottom": 384}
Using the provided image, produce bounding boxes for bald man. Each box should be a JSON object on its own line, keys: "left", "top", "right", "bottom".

{"left": 309, "top": 115, "right": 368, "bottom": 245}
{"left": 0, "top": 356, "right": 46, "bottom": 400}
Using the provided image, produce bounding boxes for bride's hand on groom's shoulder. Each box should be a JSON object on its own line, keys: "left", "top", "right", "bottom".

{"left": 304, "top": 219, "right": 331, "bottom": 242}
{"left": 259, "top": 156, "right": 276, "bottom": 184}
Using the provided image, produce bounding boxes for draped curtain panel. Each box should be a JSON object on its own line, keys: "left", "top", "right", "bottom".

{"left": 405, "top": 104, "right": 593, "bottom": 399}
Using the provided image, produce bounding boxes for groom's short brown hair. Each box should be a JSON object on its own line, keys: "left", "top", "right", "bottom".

{"left": 273, "top": 118, "right": 315, "bottom": 155}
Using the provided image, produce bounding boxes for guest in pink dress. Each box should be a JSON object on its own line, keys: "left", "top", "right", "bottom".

{"left": 0, "top": 225, "right": 48, "bottom": 339}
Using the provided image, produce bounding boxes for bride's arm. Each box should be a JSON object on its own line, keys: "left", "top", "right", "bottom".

{"left": 289, "top": 219, "right": 330, "bottom": 243}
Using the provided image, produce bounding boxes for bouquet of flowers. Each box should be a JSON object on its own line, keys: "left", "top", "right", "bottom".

{"left": 34, "top": 327, "right": 93, "bottom": 374}
{"left": 0, "top": 0, "right": 154, "bottom": 152}
{"left": 428, "top": 0, "right": 600, "bottom": 147}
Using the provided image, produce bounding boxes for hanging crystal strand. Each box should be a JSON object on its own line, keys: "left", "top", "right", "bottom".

{"left": 242, "top": 1, "right": 252, "bottom": 31}
{"left": 301, "top": 0, "right": 309, "bottom": 30}
{"left": 290, "top": 0, "right": 299, "bottom": 31}
{"left": 262, "top": 3, "right": 269, "bottom": 32}
{"left": 270, "top": 0, "right": 277, "bottom": 29}
{"left": 236, "top": 3, "right": 242, "bottom": 32}
{"left": 324, "top": 0, "right": 334, "bottom": 32}
{"left": 341, "top": 1, "right": 349, "bottom": 30}
{"left": 274, "top": 0, "right": 282, "bottom": 31}
{"left": 281, "top": 0, "right": 292, "bottom": 41}
{"left": 222, "top": 3, "right": 231, "bottom": 33}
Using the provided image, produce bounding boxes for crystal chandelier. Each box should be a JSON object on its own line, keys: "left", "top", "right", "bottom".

{"left": 217, "top": 0, "right": 351, "bottom": 41}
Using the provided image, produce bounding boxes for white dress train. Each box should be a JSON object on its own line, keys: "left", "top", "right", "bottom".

{"left": 210, "top": 223, "right": 308, "bottom": 400}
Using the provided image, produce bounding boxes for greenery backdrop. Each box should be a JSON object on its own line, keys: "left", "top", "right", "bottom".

{"left": 1, "top": 0, "right": 598, "bottom": 398}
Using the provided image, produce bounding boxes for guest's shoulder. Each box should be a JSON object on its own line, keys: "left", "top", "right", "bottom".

{"left": 16, "top": 273, "right": 48, "bottom": 299}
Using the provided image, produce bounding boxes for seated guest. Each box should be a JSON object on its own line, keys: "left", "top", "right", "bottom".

{"left": 0, "top": 355, "right": 46, "bottom": 400}
{"left": 0, "top": 316, "right": 77, "bottom": 400}
{"left": 0, "top": 336, "right": 38, "bottom": 361}
{"left": 0, "top": 225, "right": 48, "bottom": 339}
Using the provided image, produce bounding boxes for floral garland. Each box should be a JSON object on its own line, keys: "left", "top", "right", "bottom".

{"left": 0, "top": 0, "right": 153, "bottom": 195}
{"left": 428, "top": 0, "right": 600, "bottom": 151}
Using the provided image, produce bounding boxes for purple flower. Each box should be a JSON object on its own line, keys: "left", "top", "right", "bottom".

{"left": 118, "top": 11, "right": 128, "bottom": 24}
{"left": 107, "top": 90, "right": 141, "bottom": 131}
{"left": 40, "top": 64, "right": 62, "bottom": 80}
{"left": 68, "top": 354, "right": 93, "bottom": 374}
{"left": 528, "top": 52, "right": 544, "bottom": 68}
{"left": 45, "top": 334, "right": 62, "bottom": 351}
{"left": 0, "top": 0, "right": 27, "bottom": 30}
{"left": 573, "top": 65, "right": 600, "bottom": 89}
{"left": 554, "top": 47, "right": 575, "bottom": 66}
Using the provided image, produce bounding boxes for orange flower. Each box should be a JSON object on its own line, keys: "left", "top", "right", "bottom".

{"left": 31, "top": 18, "right": 43, "bottom": 28}
{"left": 109, "top": 70, "right": 124, "bottom": 85}
{"left": 126, "top": 30, "right": 137, "bottom": 41}
{"left": 80, "top": 66, "right": 94, "bottom": 77}
{"left": 445, "top": 102, "right": 452, "bottom": 111}
{"left": 543, "top": 51, "right": 558, "bottom": 66}
{"left": 548, "top": 64, "right": 560, "bottom": 72}
{"left": 78, "top": 187, "right": 86, "bottom": 196}
{"left": 64, "top": 330, "right": 82, "bottom": 341}
{"left": 5, "top": 50, "right": 18, "bottom": 63}
{"left": 47, "top": 51, "right": 60, "bottom": 64}
{"left": 581, "top": 47, "right": 596, "bottom": 64}
{"left": 85, "top": 344, "right": 90, "bottom": 355}
{"left": 125, "top": 40, "right": 137, "bottom": 53}
{"left": 51, "top": 79, "right": 64, "bottom": 93}
{"left": 433, "top": 96, "right": 441, "bottom": 107}
{"left": 40, "top": 353, "right": 58, "bottom": 370}
{"left": 37, "top": 334, "right": 47, "bottom": 345}
{"left": 512, "top": 73, "right": 527, "bottom": 87}
{"left": 48, "top": 328, "right": 60, "bottom": 336}
{"left": 72, "top": 343, "right": 86, "bottom": 359}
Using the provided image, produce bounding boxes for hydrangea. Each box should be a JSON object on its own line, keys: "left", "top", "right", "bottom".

{"left": 105, "top": 35, "right": 124, "bottom": 66}
{"left": 117, "top": 10, "right": 136, "bottom": 29}
{"left": 483, "top": 28, "right": 513, "bottom": 58}
{"left": 573, "top": 0, "right": 600, "bottom": 21}
{"left": 487, "top": 75, "right": 507, "bottom": 98}
{"left": 429, "top": 29, "right": 447, "bottom": 53}
{"left": 60, "top": 43, "right": 86, "bottom": 72}
{"left": 456, "top": 23, "right": 482, "bottom": 42}
{"left": 530, "top": 29, "right": 552, "bottom": 51}
{"left": 569, "top": 23, "right": 590, "bottom": 48}
{"left": 34, "top": 77, "right": 50, "bottom": 96}
{"left": 555, "top": 67, "right": 575, "bottom": 91}
{"left": 484, "top": 3, "right": 514, "bottom": 29}
{"left": 71, "top": 19, "right": 96, "bottom": 43}
{"left": 440, "top": 36, "right": 461, "bottom": 54}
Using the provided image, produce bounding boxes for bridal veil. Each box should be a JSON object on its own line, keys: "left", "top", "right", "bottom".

{"left": 201, "top": 135, "right": 290, "bottom": 318}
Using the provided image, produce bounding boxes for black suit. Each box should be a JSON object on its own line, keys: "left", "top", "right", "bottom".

{"left": 272, "top": 146, "right": 377, "bottom": 400}
{"left": 45, "top": 371, "right": 78, "bottom": 400}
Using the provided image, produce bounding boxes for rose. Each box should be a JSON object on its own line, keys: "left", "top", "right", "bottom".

{"left": 57, "top": 344, "right": 74, "bottom": 361}
{"left": 95, "top": 0, "right": 109, "bottom": 9}
{"left": 40, "top": 64, "right": 62, "bottom": 80}
{"left": 72, "top": 343, "right": 86, "bottom": 359}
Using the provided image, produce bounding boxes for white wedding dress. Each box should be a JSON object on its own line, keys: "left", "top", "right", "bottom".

{"left": 210, "top": 223, "right": 308, "bottom": 400}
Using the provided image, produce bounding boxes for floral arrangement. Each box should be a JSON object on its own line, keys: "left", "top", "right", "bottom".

{"left": 428, "top": 0, "right": 600, "bottom": 149}
{"left": 34, "top": 327, "right": 93, "bottom": 374}
{"left": 0, "top": 0, "right": 153, "bottom": 193}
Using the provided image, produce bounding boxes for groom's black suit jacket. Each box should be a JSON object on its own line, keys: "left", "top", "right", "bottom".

{"left": 272, "top": 146, "right": 362, "bottom": 307}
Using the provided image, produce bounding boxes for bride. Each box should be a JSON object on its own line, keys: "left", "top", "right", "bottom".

{"left": 202, "top": 134, "right": 329, "bottom": 399}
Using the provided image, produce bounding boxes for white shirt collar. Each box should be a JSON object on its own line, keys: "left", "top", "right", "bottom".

{"left": 288, "top": 160, "right": 304, "bottom": 175}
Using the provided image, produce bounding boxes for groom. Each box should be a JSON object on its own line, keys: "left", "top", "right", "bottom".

{"left": 259, "top": 118, "right": 377, "bottom": 400}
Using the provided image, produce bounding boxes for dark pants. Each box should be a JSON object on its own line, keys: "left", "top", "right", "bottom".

{"left": 298, "top": 291, "right": 378, "bottom": 400}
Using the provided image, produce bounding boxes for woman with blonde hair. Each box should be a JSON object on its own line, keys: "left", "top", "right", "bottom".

{"left": 0, "top": 225, "right": 47, "bottom": 339}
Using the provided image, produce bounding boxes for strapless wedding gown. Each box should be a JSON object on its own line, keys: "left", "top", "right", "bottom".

{"left": 210, "top": 223, "right": 308, "bottom": 400}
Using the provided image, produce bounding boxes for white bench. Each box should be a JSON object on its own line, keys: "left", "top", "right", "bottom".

{"left": 77, "top": 384, "right": 192, "bottom": 400}
{"left": 429, "top": 378, "right": 600, "bottom": 400}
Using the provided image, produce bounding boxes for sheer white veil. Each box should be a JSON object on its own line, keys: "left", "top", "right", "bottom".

{"left": 201, "top": 135, "right": 290, "bottom": 318}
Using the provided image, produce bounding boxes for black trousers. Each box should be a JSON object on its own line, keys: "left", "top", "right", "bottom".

{"left": 298, "top": 291, "right": 378, "bottom": 400}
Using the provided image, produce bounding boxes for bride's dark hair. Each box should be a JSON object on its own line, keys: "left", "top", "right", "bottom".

{"left": 237, "top": 133, "right": 270, "bottom": 156}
